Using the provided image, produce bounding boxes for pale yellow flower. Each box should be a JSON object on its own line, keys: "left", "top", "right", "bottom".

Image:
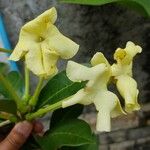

{"left": 62, "top": 52, "right": 125, "bottom": 132}
{"left": 111, "top": 41, "right": 142, "bottom": 112}
{"left": 9, "top": 7, "right": 79, "bottom": 78}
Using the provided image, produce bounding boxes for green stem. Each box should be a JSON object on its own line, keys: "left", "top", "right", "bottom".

{"left": 29, "top": 77, "right": 44, "bottom": 107}
{"left": 0, "top": 73, "right": 27, "bottom": 113}
{"left": 22, "top": 65, "right": 30, "bottom": 103}
{"left": 26, "top": 101, "right": 62, "bottom": 120}
{"left": 0, "top": 120, "right": 11, "bottom": 128}
{"left": 0, "top": 48, "right": 12, "bottom": 54}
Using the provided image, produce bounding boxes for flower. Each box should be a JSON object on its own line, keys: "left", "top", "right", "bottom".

{"left": 111, "top": 41, "right": 142, "bottom": 112}
{"left": 9, "top": 7, "right": 79, "bottom": 78}
{"left": 62, "top": 52, "right": 125, "bottom": 132}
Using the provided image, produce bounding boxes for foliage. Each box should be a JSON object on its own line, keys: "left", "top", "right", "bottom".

{"left": 0, "top": 71, "right": 24, "bottom": 98}
{"left": 59, "top": 0, "right": 150, "bottom": 17}
{"left": 0, "top": 62, "right": 98, "bottom": 150}
{"left": 36, "top": 119, "right": 96, "bottom": 150}
{"left": 0, "top": 99, "right": 17, "bottom": 115}
{"left": 35, "top": 105, "right": 98, "bottom": 150}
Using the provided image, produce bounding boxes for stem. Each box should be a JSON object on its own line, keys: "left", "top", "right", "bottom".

{"left": 22, "top": 65, "right": 30, "bottom": 103}
{"left": 0, "top": 120, "right": 11, "bottom": 128}
{"left": 29, "top": 77, "right": 44, "bottom": 107}
{"left": 0, "top": 48, "right": 12, "bottom": 54}
{"left": 0, "top": 73, "right": 27, "bottom": 113}
{"left": 26, "top": 101, "right": 62, "bottom": 120}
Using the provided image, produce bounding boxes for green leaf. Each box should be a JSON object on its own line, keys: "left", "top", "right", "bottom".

{"left": 0, "top": 63, "right": 8, "bottom": 73}
{"left": 50, "top": 104, "right": 84, "bottom": 128}
{"left": 6, "top": 71, "right": 24, "bottom": 96}
{"left": 118, "top": 0, "right": 150, "bottom": 17}
{"left": 35, "top": 119, "right": 96, "bottom": 150}
{"left": 0, "top": 99, "right": 17, "bottom": 114}
{"left": 75, "top": 135, "right": 98, "bottom": 150}
{"left": 61, "top": 135, "right": 98, "bottom": 150}
{"left": 78, "top": 144, "right": 98, "bottom": 150}
{"left": 59, "top": 0, "right": 119, "bottom": 5}
{"left": 36, "top": 71, "right": 86, "bottom": 109}
{"left": 59, "top": 0, "right": 150, "bottom": 17}
{"left": 0, "top": 71, "right": 24, "bottom": 98}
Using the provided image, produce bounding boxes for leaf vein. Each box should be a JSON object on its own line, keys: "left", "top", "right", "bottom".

{"left": 49, "top": 132, "right": 95, "bottom": 143}
{"left": 39, "top": 82, "right": 77, "bottom": 107}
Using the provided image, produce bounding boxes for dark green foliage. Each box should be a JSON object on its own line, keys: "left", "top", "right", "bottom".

{"left": 37, "top": 71, "right": 86, "bottom": 109}
{"left": 0, "top": 99, "right": 17, "bottom": 114}
{"left": 59, "top": 0, "right": 150, "bottom": 17}
{"left": 35, "top": 119, "right": 97, "bottom": 150}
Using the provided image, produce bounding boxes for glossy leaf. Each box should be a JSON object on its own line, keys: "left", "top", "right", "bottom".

{"left": 59, "top": 0, "right": 150, "bottom": 16}
{"left": 118, "top": 1, "right": 150, "bottom": 17}
{"left": 7, "top": 71, "right": 24, "bottom": 95}
{"left": 50, "top": 104, "right": 84, "bottom": 128}
{"left": 0, "top": 99, "right": 17, "bottom": 114}
{"left": 37, "top": 71, "right": 86, "bottom": 109}
{"left": 60, "top": 0, "right": 119, "bottom": 5}
{"left": 75, "top": 135, "right": 98, "bottom": 150}
{"left": 35, "top": 119, "right": 96, "bottom": 150}
{"left": 61, "top": 135, "right": 98, "bottom": 150}
{"left": 0, "top": 71, "right": 24, "bottom": 98}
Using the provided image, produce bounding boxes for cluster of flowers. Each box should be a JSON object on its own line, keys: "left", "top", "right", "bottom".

{"left": 9, "top": 7, "right": 142, "bottom": 132}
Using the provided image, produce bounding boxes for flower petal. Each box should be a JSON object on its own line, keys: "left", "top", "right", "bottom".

{"left": 22, "top": 7, "right": 57, "bottom": 36}
{"left": 94, "top": 90, "right": 125, "bottom": 117}
{"left": 66, "top": 61, "right": 107, "bottom": 82}
{"left": 25, "top": 43, "right": 45, "bottom": 77}
{"left": 38, "top": 7, "right": 57, "bottom": 24}
{"left": 9, "top": 26, "right": 42, "bottom": 61}
{"left": 62, "top": 89, "right": 92, "bottom": 108}
{"left": 94, "top": 91, "right": 125, "bottom": 132}
{"left": 116, "top": 75, "right": 140, "bottom": 112}
{"left": 125, "top": 41, "right": 142, "bottom": 57}
{"left": 96, "top": 110, "right": 111, "bottom": 132}
{"left": 42, "top": 49, "right": 59, "bottom": 78}
{"left": 111, "top": 62, "right": 132, "bottom": 77}
{"left": 111, "top": 99, "right": 126, "bottom": 118}
{"left": 91, "top": 52, "right": 110, "bottom": 67}
{"left": 9, "top": 42, "right": 28, "bottom": 61}
{"left": 46, "top": 24, "right": 79, "bottom": 59}
{"left": 41, "top": 43, "right": 59, "bottom": 78}
{"left": 114, "top": 41, "right": 142, "bottom": 65}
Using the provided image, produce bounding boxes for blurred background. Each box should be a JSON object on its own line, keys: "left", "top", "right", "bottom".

{"left": 0, "top": 0, "right": 150, "bottom": 149}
